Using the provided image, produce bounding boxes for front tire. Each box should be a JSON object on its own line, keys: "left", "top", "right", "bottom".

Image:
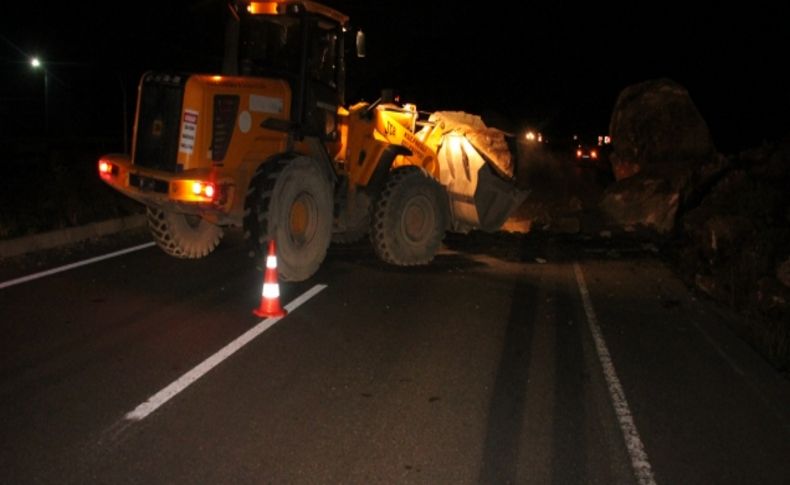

{"left": 370, "top": 166, "right": 448, "bottom": 265}
{"left": 244, "top": 156, "right": 333, "bottom": 281}
{"left": 147, "top": 207, "right": 223, "bottom": 258}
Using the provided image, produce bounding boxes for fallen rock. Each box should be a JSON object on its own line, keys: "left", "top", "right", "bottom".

{"left": 671, "top": 135, "right": 790, "bottom": 371}
{"left": 694, "top": 214, "right": 755, "bottom": 262}
{"left": 429, "top": 111, "right": 514, "bottom": 179}
{"left": 749, "top": 278, "right": 790, "bottom": 369}
{"left": 695, "top": 273, "right": 723, "bottom": 300}
{"left": 754, "top": 277, "right": 790, "bottom": 313}
{"left": 608, "top": 78, "right": 716, "bottom": 181}
{"left": 599, "top": 171, "right": 690, "bottom": 234}
{"left": 778, "top": 258, "right": 790, "bottom": 288}
{"left": 601, "top": 78, "right": 726, "bottom": 234}
{"left": 553, "top": 217, "right": 580, "bottom": 234}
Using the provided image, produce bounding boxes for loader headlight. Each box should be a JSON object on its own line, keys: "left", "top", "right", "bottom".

{"left": 190, "top": 181, "right": 216, "bottom": 199}
{"left": 172, "top": 180, "right": 220, "bottom": 203}
{"left": 98, "top": 159, "right": 118, "bottom": 178}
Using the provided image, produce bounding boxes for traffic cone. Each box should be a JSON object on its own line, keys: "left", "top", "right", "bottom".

{"left": 253, "top": 239, "right": 287, "bottom": 318}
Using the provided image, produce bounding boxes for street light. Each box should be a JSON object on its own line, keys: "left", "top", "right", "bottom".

{"left": 30, "top": 56, "right": 48, "bottom": 134}
{"left": 28, "top": 57, "right": 128, "bottom": 150}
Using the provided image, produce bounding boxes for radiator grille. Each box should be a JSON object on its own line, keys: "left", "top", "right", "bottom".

{"left": 134, "top": 73, "right": 186, "bottom": 172}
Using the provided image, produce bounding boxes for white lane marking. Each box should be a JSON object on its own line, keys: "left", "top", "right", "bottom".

{"left": 574, "top": 263, "right": 657, "bottom": 485}
{"left": 0, "top": 242, "right": 156, "bottom": 290}
{"left": 125, "top": 284, "right": 327, "bottom": 422}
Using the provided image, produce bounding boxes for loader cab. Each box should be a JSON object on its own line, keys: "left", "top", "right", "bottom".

{"left": 225, "top": 1, "right": 351, "bottom": 141}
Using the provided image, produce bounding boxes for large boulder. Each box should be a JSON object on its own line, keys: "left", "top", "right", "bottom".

{"left": 599, "top": 170, "right": 690, "bottom": 234}
{"left": 778, "top": 258, "right": 790, "bottom": 289}
{"left": 609, "top": 78, "right": 716, "bottom": 180}
{"left": 600, "top": 79, "right": 725, "bottom": 234}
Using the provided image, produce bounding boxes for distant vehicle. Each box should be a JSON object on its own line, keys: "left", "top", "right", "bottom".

{"left": 523, "top": 130, "right": 545, "bottom": 144}
{"left": 573, "top": 134, "right": 612, "bottom": 168}
{"left": 575, "top": 144, "right": 600, "bottom": 162}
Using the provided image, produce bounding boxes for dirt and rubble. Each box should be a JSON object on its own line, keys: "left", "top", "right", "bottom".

{"left": 0, "top": 139, "right": 142, "bottom": 239}
{"left": 505, "top": 78, "right": 789, "bottom": 373}
{"left": 672, "top": 141, "right": 790, "bottom": 370}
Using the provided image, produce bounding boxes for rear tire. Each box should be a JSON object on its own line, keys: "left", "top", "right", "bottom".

{"left": 370, "top": 166, "right": 448, "bottom": 265}
{"left": 244, "top": 156, "right": 333, "bottom": 281}
{"left": 147, "top": 207, "right": 223, "bottom": 258}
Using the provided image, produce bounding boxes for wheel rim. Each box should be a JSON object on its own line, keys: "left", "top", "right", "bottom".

{"left": 401, "top": 194, "right": 435, "bottom": 244}
{"left": 288, "top": 192, "right": 317, "bottom": 246}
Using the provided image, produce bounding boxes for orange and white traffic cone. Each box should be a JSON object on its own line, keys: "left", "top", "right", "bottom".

{"left": 253, "top": 239, "right": 287, "bottom": 318}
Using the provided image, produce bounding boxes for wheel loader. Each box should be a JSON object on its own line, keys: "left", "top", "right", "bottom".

{"left": 98, "top": 0, "right": 527, "bottom": 281}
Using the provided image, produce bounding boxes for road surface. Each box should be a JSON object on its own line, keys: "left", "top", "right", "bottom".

{"left": 1, "top": 231, "right": 788, "bottom": 484}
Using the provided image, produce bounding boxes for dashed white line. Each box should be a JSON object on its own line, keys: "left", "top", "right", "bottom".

{"left": 574, "top": 263, "right": 657, "bottom": 485}
{"left": 124, "top": 283, "right": 327, "bottom": 422}
{"left": 0, "top": 242, "right": 156, "bottom": 290}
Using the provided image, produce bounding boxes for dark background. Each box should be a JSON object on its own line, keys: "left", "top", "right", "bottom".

{"left": 1, "top": 1, "right": 788, "bottom": 153}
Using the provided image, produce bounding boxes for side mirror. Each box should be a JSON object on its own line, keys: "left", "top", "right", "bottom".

{"left": 355, "top": 30, "right": 366, "bottom": 58}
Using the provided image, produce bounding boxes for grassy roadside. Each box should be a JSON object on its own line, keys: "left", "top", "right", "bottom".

{"left": 0, "top": 138, "right": 143, "bottom": 240}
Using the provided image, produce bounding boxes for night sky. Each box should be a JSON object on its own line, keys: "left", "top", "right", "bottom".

{"left": 2, "top": 1, "right": 788, "bottom": 153}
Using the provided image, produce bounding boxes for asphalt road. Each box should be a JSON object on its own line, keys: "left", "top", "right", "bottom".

{"left": 1, "top": 231, "right": 788, "bottom": 484}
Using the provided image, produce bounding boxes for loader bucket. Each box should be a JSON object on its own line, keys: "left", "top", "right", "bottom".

{"left": 437, "top": 133, "right": 527, "bottom": 232}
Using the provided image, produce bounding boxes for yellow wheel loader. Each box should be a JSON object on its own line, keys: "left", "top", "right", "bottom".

{"left": 98, "top": 0, "right": 526, "bottom": 281}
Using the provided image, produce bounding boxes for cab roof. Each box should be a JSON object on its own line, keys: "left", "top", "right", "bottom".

{"left": 246, "top": 1, "right": 349, "bottom": 27}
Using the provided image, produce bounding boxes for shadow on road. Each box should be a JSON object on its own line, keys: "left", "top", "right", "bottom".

{"left": 478, "top": 277, "right": 540, "bottom": 483}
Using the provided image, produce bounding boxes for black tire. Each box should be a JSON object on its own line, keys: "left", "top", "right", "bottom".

{"left": 244, "top": 156, "right": 333, "bottom": 281}
{"left": 147, "top": 207, "right": 223, "bottom": 258}
{"left": 370, "top": 166, "right": 448, "bottom": 265}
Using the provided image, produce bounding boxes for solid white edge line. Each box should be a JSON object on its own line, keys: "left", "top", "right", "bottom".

{"left": 573, "top": 263, "right": 657, "bottom": 485}
{"left": 0, "top": 242, "right": 157, "bottom": 290}
{"left": 125, "top": 283, "right": 327, "bottom": 422}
